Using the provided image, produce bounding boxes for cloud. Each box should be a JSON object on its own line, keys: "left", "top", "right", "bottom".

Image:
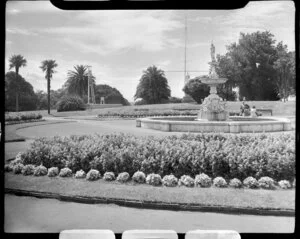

{"left": 6, "top": 27, "right": 38, "bottom": 36}
{"left": 38, "top": 10, "right": 183, "bottom": 55}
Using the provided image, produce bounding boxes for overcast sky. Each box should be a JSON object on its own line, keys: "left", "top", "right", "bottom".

{"left": 5, "top": 1, "right": 295, "bottom": 102}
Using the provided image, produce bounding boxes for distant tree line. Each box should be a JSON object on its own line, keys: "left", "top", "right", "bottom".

{"left": 5, "top": 58, "right": 130, "bottom": 112}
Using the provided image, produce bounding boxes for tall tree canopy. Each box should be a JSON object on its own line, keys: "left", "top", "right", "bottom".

{"left": 64, "top": 65, "right": 96, "bottom": 99}
{"left": 94, "top": 84, "right": 130, "bottom": 105}
{"left": 8, "top": 54, "right": 27, "bottom": 112}
{"left": 134, "top": 65, "right": 171, "bottom": 104}
{"left": 221, "top": 31, "right": 282, "bottom": 100}
{"left": 273, "top": 42, "right": 295, "bottom": 101}
{"left": 40, "top": 59, "right": 58, "bottom": 114}
{"left": 5, "top": 72, "right": 37, "bottom": 111}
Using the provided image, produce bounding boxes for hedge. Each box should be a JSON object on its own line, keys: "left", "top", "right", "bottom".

{"left": 18, "top": 132, "right": 295, "bottom": 181}
{"left": 5, "top": 113, "right": 42, "bottom": 122}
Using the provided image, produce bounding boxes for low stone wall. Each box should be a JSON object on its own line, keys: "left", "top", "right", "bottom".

{"left": 137, "top": 116, "right": 292, "bottom": 133}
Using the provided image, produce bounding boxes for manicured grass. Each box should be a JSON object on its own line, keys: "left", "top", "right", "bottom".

{"left": 5, "top": 173, "right": 295, "bottom": 210}
{"left": 5, "top": 120, "right": 76, "bottom": 142}
{"left": 6, "top": 101, "right": 296, "bottom": 118}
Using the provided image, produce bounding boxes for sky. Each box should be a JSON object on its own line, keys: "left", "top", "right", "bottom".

{"left": 5, "top": 1, "right": 295, "bottom": 102}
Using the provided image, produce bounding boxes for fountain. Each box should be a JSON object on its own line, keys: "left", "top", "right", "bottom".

{"left": 197, "top": 42, "right": 228, "bottom": 121}
{"left": 136, "top": 43, "right": 292, "bottom": 133}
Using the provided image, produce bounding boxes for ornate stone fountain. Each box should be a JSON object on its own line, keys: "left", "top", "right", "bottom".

{"left": 197, "top": 42, "right": 228, "bottom": 121}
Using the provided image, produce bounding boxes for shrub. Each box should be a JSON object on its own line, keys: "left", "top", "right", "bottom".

{"left": 194, "top": 173, "right": 212, "bottom": 187}
{"left": 132, "top": 171, "right": 146, "bottom": 183}
{"left": 162, "top": 175, "right": 178, "bottom": 187}
{"left": 20, "top": 132, "right": 295, "bottom": 181}
{"left": 179, "top": 175, "right": 194, "bottom": 187}
{"left": 116, "top": 172, "right": 130, "bottom": 183}
{"left": 103, "top": 172, "right": 115, "bottom": 181}
{"left": 213, "top": 177, "right": 227, "bottom": 188}
{"left": 4, "top": 164, "right": 13, "bottom": 172}
{"left": 86, "top": 169, "right": 101, "bottom": 181}
{"left": 59, "top": 167, "right": 73, "bottom": 177}
{"left": 10, "top": 152, "right": 24, "bottom": 166}
{"left": 75, "top": 169, "right": 86, "bottom": 179}
{"left": 57, "top": 95, "right": 86, "bottom": 112}
{"left": 12, "top": 163, "right": 24, "bottom": 174}
{"left": 33, "top": 165, "right": 48, "bottom": 176}
{"left": 258, "top": 177, "right": 276, "bottom": 189}
{"left": 229, "top": 178, "right": 243, "bottom": 188}
{"left": 278, "top": 180, "right": 291, "bottom": 189}
{"left": 21, "top": 164, "right": 36, "bottom": 176}
{"left": 243, "top": 176, "right": 259, "bottom": 189}
{"left": 146, "top": 173, "right": 162, "bottom": 186}
{"left": 48, "top": 167, "right": 59, "bottom": 177}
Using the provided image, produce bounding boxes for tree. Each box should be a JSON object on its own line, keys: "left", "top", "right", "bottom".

{"left": 183, "top": 78, "right": 210, "bottom": 104}
{"left": 223, "top": 31, "right": 279, "bottom": 100}
{"left": 94, "top": 84, "right": 130, "bottom": 105}
{"left": 8, "top": 54, "right": 27, "bottom": 112}
{"left": 65, "top": 65, "right": 95, "bottom": 100}
{"left": 134, "top": 65, "right": 171, "bottom": 104}
{"left": 40, "top": 60, "right": 58, "bottom": 114}
{"left": 5, "top": 71, "right": 37, "bottom": 111}
{"left": 273, "top": 42, "right": 295, "bottom": 101}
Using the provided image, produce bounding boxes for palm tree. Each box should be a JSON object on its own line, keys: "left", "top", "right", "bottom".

{"left": 134, "top": 65, "right": 171, "bottom": 104}
{"left": 65, "top": 65, "right": 95, "bottom": 99}
{"left": 40, "top": 60, "right": 58, "bottom": 114}
{"left": 9, "top": 54, "right": 27, "bottom": 112}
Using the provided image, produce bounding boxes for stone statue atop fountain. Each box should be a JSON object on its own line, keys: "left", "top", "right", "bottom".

{"left": 197, "top": 42, "right": 228, "bottom": 121}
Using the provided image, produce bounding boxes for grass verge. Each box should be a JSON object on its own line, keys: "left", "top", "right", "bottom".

{"left": 4, "top": 120, "right": 76, "bottom": 142}
{"left": 5, "top": 173, "right": 295, "bottom": 212}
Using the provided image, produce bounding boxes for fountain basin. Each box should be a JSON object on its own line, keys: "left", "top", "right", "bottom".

{"left": 136, "top": 116, "right": 292, "bottom": 133}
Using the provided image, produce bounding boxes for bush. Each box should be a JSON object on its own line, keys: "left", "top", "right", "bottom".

{"left": 179, "top": 175, "right": 194, "bottom": 187}
{"left": 86, "top": 169, "right": 101, "bottom": 181}
{"left": 20, "top": 132, "right": 295, "bottom": 181}
{"left": 33, "top": 165, "right": 48, "bottom": 176}
{"left": 12, "top": 163, "right": 24, "bottom": 174}
{"left": 278, "top": 180, "right": 291, "bottom": 189}
{"left": 132, "top": 171, "right": 146, "bottom": 183}
{"left": 116, "top": 172, "right": 130, "bottom": 183}
{"left": 103, "top": 172, "right": 115, "bottom": 181}
{"left": 146, "top": 173, "right": 162, "bottom": 186}
{"left": 48, "top": 167, "right": 59, "bottom": 177}
{"left": 162, "top": 175, "right": 178, "bottom": 187}
{"left": 194, "top": 173, "right": 212, "bottom": 187}
{"left": 213, "top": 177, "right": 227, "bottom": 188}
{"left": 10, "top": 152, "right": 24, "bottom": 166}
{"left": 243, "top": 176, "right": 259, "bottom": 189}
{"left": 5, "top": 113, "right": 42, "bottom": 122}
{"left": 57, "top": 95, "right": 86, "bottom": 112}
{"left": 258, "top": 177, "right": 276, "bottom": 189}
{"left": 59, "top": 167, "right": 73, "bottom": 177}
{"left": 21, "top": 164, "right": 36, "bottom": 176}
{"left": 229, "top": 178, "right": 243, "bottom": 188}
{"left": 75, "top": 169, "right": 86, "bottom": 179}
{"left": 4, "top": 164, "right": 13, "bottom": 172}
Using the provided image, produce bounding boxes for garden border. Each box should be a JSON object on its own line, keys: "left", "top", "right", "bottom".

{"left": 5, "top": 188, "right": 295, "bottom": 217}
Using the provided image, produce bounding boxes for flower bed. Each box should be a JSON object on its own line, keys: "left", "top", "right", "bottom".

{"left": 98, "top": 109, "right": 198, "bottom": 118}
{"left": 15, "top": 132, "right": 294, "bottom": 182}
{"left": 5, "top": 113, "right": 43, "bottom": 123}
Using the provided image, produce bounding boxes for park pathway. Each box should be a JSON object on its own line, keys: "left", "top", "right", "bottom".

{"left": 5, "top": 194, "right": 294, "bottom": 233}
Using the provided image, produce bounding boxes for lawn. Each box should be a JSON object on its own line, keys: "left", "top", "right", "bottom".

{"left": 5, "top": 173, "right": 295, "bottom": 211}
{"left": 4, "top": 120, "right": 76, "bottom": 142}
{"left": 5, "top": 101, "right": 296, "bottom": 118}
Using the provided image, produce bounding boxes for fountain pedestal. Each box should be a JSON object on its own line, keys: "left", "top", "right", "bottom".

{"left": 197, "top": 77, "right": 228, "bottom": 121}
